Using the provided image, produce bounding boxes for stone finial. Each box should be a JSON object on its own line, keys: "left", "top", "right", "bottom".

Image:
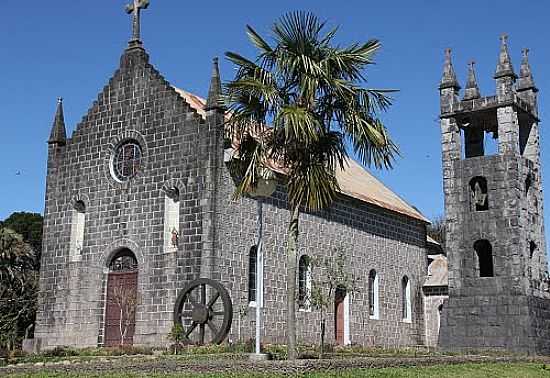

{"left": 440, "top": 48, "right": 461, "bottom": 90}
{"left": 463, "top": 61, "right": 481, "bottom": 100}
{"left": 205, "top": 57, "right": 225, "bottom": 111}
{"left": 48, "top": 97, "right": 67, "bottom": 145}
{"left": 494, "top": 34, "right": 516, "bottom": 79}
{"left": 517, "top": 48, "right": 537, "bottom": 92}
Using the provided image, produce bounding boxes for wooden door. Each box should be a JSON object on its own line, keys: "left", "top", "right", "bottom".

{"left": 334, "top": 287, "right": 346, "bottom": 345}
{"left": 104, "top": 271, "right": 138, "bottom": 347}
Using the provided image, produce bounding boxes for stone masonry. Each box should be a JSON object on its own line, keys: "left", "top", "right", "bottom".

{"left": 438, "top": 36, "right": 550, "bottom": 354}
{"left": 35, "top": 16, "right": 431, "bottom": 349}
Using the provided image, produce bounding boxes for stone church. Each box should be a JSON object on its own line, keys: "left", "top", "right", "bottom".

{"left": 35, "top": 4, "right": 442, "bottom": 350}
{"left": 39, "top": 3, "right": 550, "bottom": 355}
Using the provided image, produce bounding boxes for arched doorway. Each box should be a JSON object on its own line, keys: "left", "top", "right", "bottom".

{"left": 334, "top": 285, "right": 347, "bottom": 345}
{"left": 104, "top": 248, "right": 138, "bottom": 347}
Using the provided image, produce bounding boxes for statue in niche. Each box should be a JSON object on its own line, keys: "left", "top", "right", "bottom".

{"left": 471, "top": 180, "right": 488, "bottom": 211}
{"left": 171, "top": 228, "right": 179, "bottom": 248}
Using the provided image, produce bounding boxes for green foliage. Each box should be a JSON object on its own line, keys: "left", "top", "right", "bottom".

{"left": 309, "top": 249, "right": 359, "bottom": 357}
{"left": 168, "top": 323, "right": 185, "bottom": 354}
{"left": 1, "top": 212, "right": 43, "bottom": 270}
{"left": 0, "top": 212, "right": 43, "bottom": 351}
{"left": 310, "top": 248, "right": 360, "bottom": 314}
{"left": 225, "top": 11, "right": 398, "bottom": 211}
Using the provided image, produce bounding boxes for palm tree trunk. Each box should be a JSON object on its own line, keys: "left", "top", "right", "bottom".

{"left": 286, "top": 205, "right": 300, "bottom": 360}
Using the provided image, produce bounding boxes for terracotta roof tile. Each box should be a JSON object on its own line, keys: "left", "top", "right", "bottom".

{"left": 173, "top": 86, "right": 429, "bottom": 223}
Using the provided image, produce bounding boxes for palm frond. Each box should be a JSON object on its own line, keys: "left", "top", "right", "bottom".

{"left": 225, "top": 11, "right": 398, "bottom": 206}
{"left": 246, "top": 25, "right": 273, "bottom": 55}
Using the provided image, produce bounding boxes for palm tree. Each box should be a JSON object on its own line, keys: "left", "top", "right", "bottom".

{"left": 224, "top": 11, "right": 398, "bottom": 359}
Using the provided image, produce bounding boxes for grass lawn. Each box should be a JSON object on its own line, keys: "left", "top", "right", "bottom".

{"left": 4, "top": 363, "right": 550, "bottom": 378}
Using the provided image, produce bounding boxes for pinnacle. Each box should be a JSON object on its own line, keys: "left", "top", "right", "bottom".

{"left": 440, "top": 48, "right": 460, "bottom": 90}
{"left": 494, "top": 33, "right": 516, "bottom": 79}
{"left": 517, "top": 47, "right": 536, "bottom": 92}
{"left": 205, "top": 57, "right": 225, "bottom": 111}
{"left": 463, "top": 61, "right": 481, "bottom": 100}
{"left": 48, "top": 97, "right": 67, "bottom": 145}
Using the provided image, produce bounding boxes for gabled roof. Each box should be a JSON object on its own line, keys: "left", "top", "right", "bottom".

{"left": 173, "top": 87, "right": 428, "bottom": 223}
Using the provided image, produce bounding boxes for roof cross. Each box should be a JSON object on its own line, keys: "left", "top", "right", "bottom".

{"left": 126, "top": 0, "right": 150, "bottom": 43}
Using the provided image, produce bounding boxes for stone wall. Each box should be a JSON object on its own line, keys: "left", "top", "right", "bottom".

{"left": 215, "top": 165, "right": 428, "bottom": 347}
{"left": 36, "top": 46, "right": 213, "bottom": 348}
{"left": 423, "top": 287, "right": 447, "bottom": 348}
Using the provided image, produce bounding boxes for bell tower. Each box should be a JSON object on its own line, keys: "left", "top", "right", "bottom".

{"left": 438, "top": 36, "right": 550, "bottom": 354}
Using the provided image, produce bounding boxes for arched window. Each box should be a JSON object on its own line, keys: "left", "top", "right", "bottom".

{"left": 298, "top": 255, "right": 312, "bottom": 310}
{"left": 474, "top": 240, "right": 494, "bottom": 277}
{"left": 248, "top": 246, "right": 257, "bottom": 305}
{"left": 525, "top": 174, "right": 533, "bottom": 196}
{"left": 69, "top": 200, "right": 86, "bottom": 262}
{"left": 368, "top": 269, "right": 379, "bottom": 319}
{"left": 469, "top": 177, "right": 489, "bottom": 211}
{"left": 530, "top": 241, "right": 537, "bottom": 259}
{"left": 109, "top": 249, "right": 138, "bottom": 272}
{"left": 401, "top": 276, "right": 411, "bottom": 322}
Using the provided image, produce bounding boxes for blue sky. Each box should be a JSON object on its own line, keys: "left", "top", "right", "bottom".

{"left": 1, "top": 0, "right": 549, "bottom": 244}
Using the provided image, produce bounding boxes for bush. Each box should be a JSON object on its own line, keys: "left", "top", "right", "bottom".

{"left": 42, "top": 346, "right": 79, "bottom": 357}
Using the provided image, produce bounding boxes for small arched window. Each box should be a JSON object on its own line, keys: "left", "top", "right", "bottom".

{"left": 401, "top": 276, "right": 411, "bottom": 322}
{"left": 298, "top": 255, "right": 312, "bottom": 310}
{"left": 469, "top": 177, "right": 489, "bottom": 211}
{"left": 368, "top": 269, "right": 379, "bottom": 319}
{"left": 474, "top": 240, "right": 494, "bottom": 277}
{"left": 69, "top": 200, "right": 86, "bottom": 262}
{"left": 248, "top": 246, "right": 257, "bottom": 305}
{"left": 530, "top": 241, "right": 537, "bottom": 259}
{"left": 525, "top": 174, "right": 533, "bottom": 197}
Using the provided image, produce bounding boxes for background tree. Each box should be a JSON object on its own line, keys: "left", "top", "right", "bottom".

{"left": 225, "top": 11, "right": 397, "bottom": 359}
{"left": 1, "top": 212, "right": 43, "bottom": 270}
{"left": 0, "top": 227, "right": 38, "bottom": 351}
{"left": 310, "top": 248, "right": 359, "bottom": 358}
{"left": 427, "top": 214, "right": 446, "bottom": 249}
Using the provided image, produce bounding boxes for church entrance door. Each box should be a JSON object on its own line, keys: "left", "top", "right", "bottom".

{"left": 334, "top": 286, "right": 346, "bottom": 345}
{"left": 104, "top": 249, "right": 138, "bottom": 347}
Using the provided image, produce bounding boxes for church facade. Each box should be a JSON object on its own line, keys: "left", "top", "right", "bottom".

{"left": 35, "top": 7, "right": 436, "bottom": 350}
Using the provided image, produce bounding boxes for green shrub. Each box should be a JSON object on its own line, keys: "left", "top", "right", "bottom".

{"left": 42, "top": 346, "right": 79, "bottom": 357}
{"left": 168, "top": 323, "right": 185, "bottom": 355}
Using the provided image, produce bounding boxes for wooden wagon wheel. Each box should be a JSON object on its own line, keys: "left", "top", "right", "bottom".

{"left": 173, "top": 278, "right": 233, "bottom": 345}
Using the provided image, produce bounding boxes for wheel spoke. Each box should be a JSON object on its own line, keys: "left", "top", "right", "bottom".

{"left": 207, "top": 320, "right": 219, "bottom": 336}
{"left": 184, "top": 321, "right": 198, "bottom": 337}
{"left": 201, "top": 284, "right": 206, "bottom": 305}
{"left": 199, "top": 323, "right": 205, "bottom": 344}
{"left": 207, "top": 292, "right": 220, "bottom": 309}
{"left": 174, "top": 278, "right": 233, "bottom": 346}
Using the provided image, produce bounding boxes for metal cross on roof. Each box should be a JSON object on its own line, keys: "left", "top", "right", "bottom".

{"left": 126, "top": 0, "right": 150, "bottom": 43}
